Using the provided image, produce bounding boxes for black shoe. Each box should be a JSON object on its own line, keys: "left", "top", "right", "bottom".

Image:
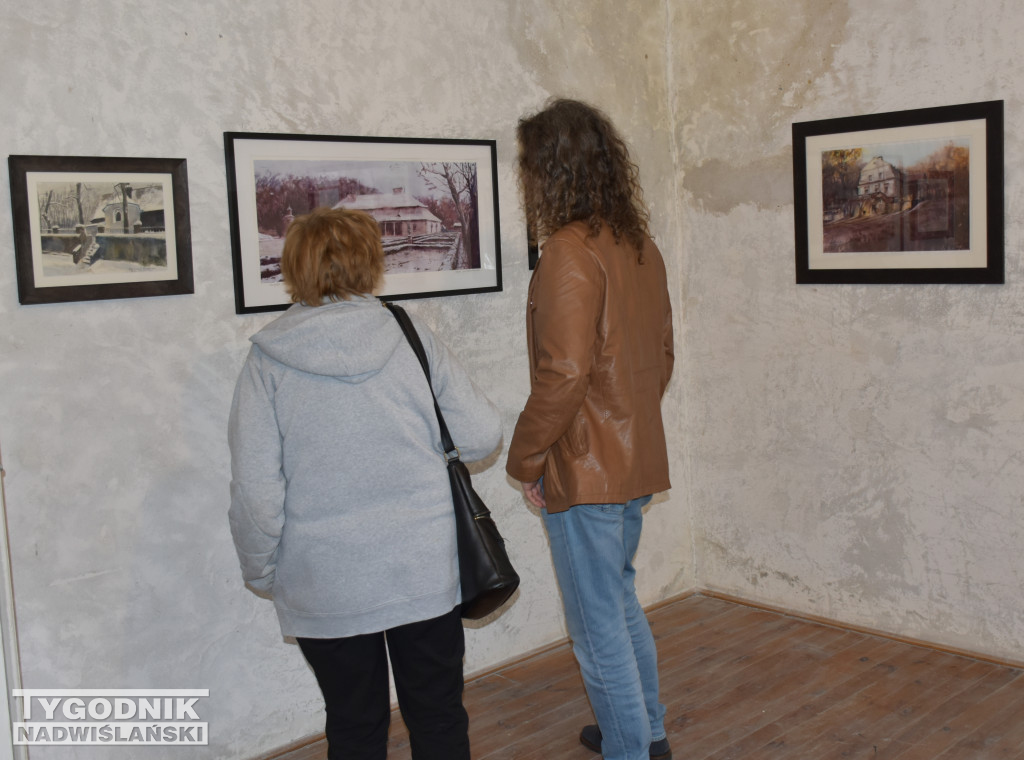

{"left": 579, "top": 724, "right": 672, "bottom": 760}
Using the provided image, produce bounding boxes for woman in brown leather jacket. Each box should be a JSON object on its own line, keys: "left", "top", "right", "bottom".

{"left": 506, "top": 98, "right": 675, "bottom": 760}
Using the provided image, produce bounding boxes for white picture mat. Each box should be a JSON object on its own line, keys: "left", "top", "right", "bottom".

{"left": 229, "top": 137, "right": 499, "bottom": 309}
{"left": 25, "top": 171, "right": 179, "bottom": 287}
{"left": 803, "top": 118, "right": 988, "bottom": 270}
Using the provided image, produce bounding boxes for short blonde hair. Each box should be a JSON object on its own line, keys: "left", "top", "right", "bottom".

{"left": 281, "top": 207, "right": 385, "bottom": 306}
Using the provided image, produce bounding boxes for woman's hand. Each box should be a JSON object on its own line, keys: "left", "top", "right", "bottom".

{"left": 520, "top": 479, "right": 546, "bottom": 509}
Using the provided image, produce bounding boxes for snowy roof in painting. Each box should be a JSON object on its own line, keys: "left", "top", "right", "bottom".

{"left": 334, "top": 190, "right": 441, "bottom": 224}
{"left": 90, "top": 184, "right": 165, "bottom": 219}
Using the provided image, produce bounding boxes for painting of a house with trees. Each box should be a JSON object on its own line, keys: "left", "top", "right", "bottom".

{"left": 793, "top": 100, "right": 1001, "bottom": 285}
{"left": 226, "top": 133, "right": 501, "bottom": 312}
{"left": 821, "top": 138, "right": 970, "bottom": 254}
{"left": 253, "top": 158, "right": 481, "bottom": 283}
{"left": 9, "top": 156, "right": 193, "bottom": 304}
{"left": 32, "top": 178, "right": 170, "bottom": 277}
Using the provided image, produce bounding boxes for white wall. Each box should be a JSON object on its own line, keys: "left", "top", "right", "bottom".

{"left": 0, "top": 1, "right": 689, "bottom": 758}
{"left": 672, "top": 0, "right": 1024, "bottom": 663}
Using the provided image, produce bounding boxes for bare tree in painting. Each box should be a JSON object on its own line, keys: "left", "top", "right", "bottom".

{"left": 418, "top": 162, "right": 479, "bottom": 268}
{"left": 821, "top": 148, "right": 863, "bottom": 220}
{"left": 37, "top": 185, "right": 88, "bottom": 231}
{"left": 39, "top": 189, "right": 55, "bottom": 231}
{"left": 417, "top": 194, "right": 460, "bottom": 230}
{"left": 75, "top": 182, "right": 85, "bottom": 226}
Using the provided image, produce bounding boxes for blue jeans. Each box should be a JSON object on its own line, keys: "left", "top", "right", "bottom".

{"left": 542, "top": 497, "right": 666, "bottom": 760}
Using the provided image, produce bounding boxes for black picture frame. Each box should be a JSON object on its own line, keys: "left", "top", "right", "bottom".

{"left": 224, "top": 132, "right": 502, "bottom": 314}
{"left": 792, "top": 100, "right": 1003, "bottom": 284}
{"left": 8, "top": 155, "right": 194, "bottom": 305}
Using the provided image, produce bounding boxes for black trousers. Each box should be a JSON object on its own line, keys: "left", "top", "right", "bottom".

{"left": 297, "top": 606, "right": 470, "bottom": 760}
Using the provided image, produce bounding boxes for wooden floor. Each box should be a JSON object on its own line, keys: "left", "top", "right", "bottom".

{"left": 265, "top": 594, "right": 1024, "bottom": 760}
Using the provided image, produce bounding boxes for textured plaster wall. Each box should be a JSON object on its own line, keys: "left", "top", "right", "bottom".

{"left": 7, "top": 0, "right": 1021, "bottom": 757}
{"left": 0, "top": 1, "right": 688, "bottom": 758}
{"left": 672, "top": 0, "right": 1024, "bottom": 663}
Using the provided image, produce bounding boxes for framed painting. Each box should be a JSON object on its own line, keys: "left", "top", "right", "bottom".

{"left": 224, "top": 132, "right": 502, "bottom": 313}
{"left": 8, "top": 156, "right": 193, "bottom": 305}
{"left": 792, "top": 100, "right": 1003, "bottom": 284}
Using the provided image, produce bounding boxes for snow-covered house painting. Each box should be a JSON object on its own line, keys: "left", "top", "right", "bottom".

{"left": 91, "top": 185, "right": 166, "bottom": 232}
{"left": 334, "top": 187, "right": 443, "bottom": 238}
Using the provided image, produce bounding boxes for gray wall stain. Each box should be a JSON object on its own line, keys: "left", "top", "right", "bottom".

{"left": 683, "top": 153, "right": 793, "bottom": 213}
{"left": 671, "top": 0, "right": 851, "bottom": 213}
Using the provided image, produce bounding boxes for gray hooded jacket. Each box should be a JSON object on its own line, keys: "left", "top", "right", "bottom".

{"left": 228, "top": 295, "right": 502, "bottom": 637}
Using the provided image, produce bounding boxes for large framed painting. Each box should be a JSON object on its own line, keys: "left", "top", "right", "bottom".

{"left": 224, "top": 132, "right": 502, "bottom": 313}
{"left": 8, "top": 155, "right": 193, "bottom": 305}
{"left": 792, "top": 100, "right": 1003, "bottom": 284}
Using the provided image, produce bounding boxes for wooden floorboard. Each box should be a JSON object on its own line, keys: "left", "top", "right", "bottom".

{"left": 262, "top": 595, "right": 1024, "bottom": 760}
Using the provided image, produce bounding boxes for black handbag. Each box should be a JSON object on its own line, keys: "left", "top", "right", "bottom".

{"left": 385, "top": 302, "right": 520, "bottom": 620}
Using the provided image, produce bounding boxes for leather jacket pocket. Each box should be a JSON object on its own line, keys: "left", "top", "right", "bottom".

{"left": 561, "top": 413, "right": 589, "bottom": 457}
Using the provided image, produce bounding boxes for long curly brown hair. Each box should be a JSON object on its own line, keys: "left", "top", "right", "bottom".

{"left": 517, "top": 98, "right": 650, "bottom": 255}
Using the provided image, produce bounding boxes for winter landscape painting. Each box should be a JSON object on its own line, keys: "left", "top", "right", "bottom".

{"left": 9, "top": 156, "right": 194, "bottom": 304}
{"left": 225, "top": 133, "right": 501, "bottom": 313}
{"left": 793, "top": 101, "right": 1003, "bottom": 285}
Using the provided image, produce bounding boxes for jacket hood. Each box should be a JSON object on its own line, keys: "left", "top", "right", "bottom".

{"left": 250, "top": 296, "right": 402, "bottom": 382}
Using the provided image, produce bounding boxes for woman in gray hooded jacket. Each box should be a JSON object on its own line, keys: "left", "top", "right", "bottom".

{"left": 228, "top": 207, "right": 502, "bottom": 760}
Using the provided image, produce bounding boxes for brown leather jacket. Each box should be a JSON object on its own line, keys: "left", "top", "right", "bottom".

{"left": 506, "top": 221, "right": 674, "bottom": 513}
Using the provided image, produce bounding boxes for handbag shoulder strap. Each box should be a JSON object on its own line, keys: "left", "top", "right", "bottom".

{"left": 384, "top": 302, "right": 458, "bottom": 458}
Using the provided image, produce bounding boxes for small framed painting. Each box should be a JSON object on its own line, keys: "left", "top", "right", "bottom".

{"left": 792, "top": 100, "right": 1003, "bottom": 284}
{"left": 8, "top": 155, "right": 193, "bottom": 305}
